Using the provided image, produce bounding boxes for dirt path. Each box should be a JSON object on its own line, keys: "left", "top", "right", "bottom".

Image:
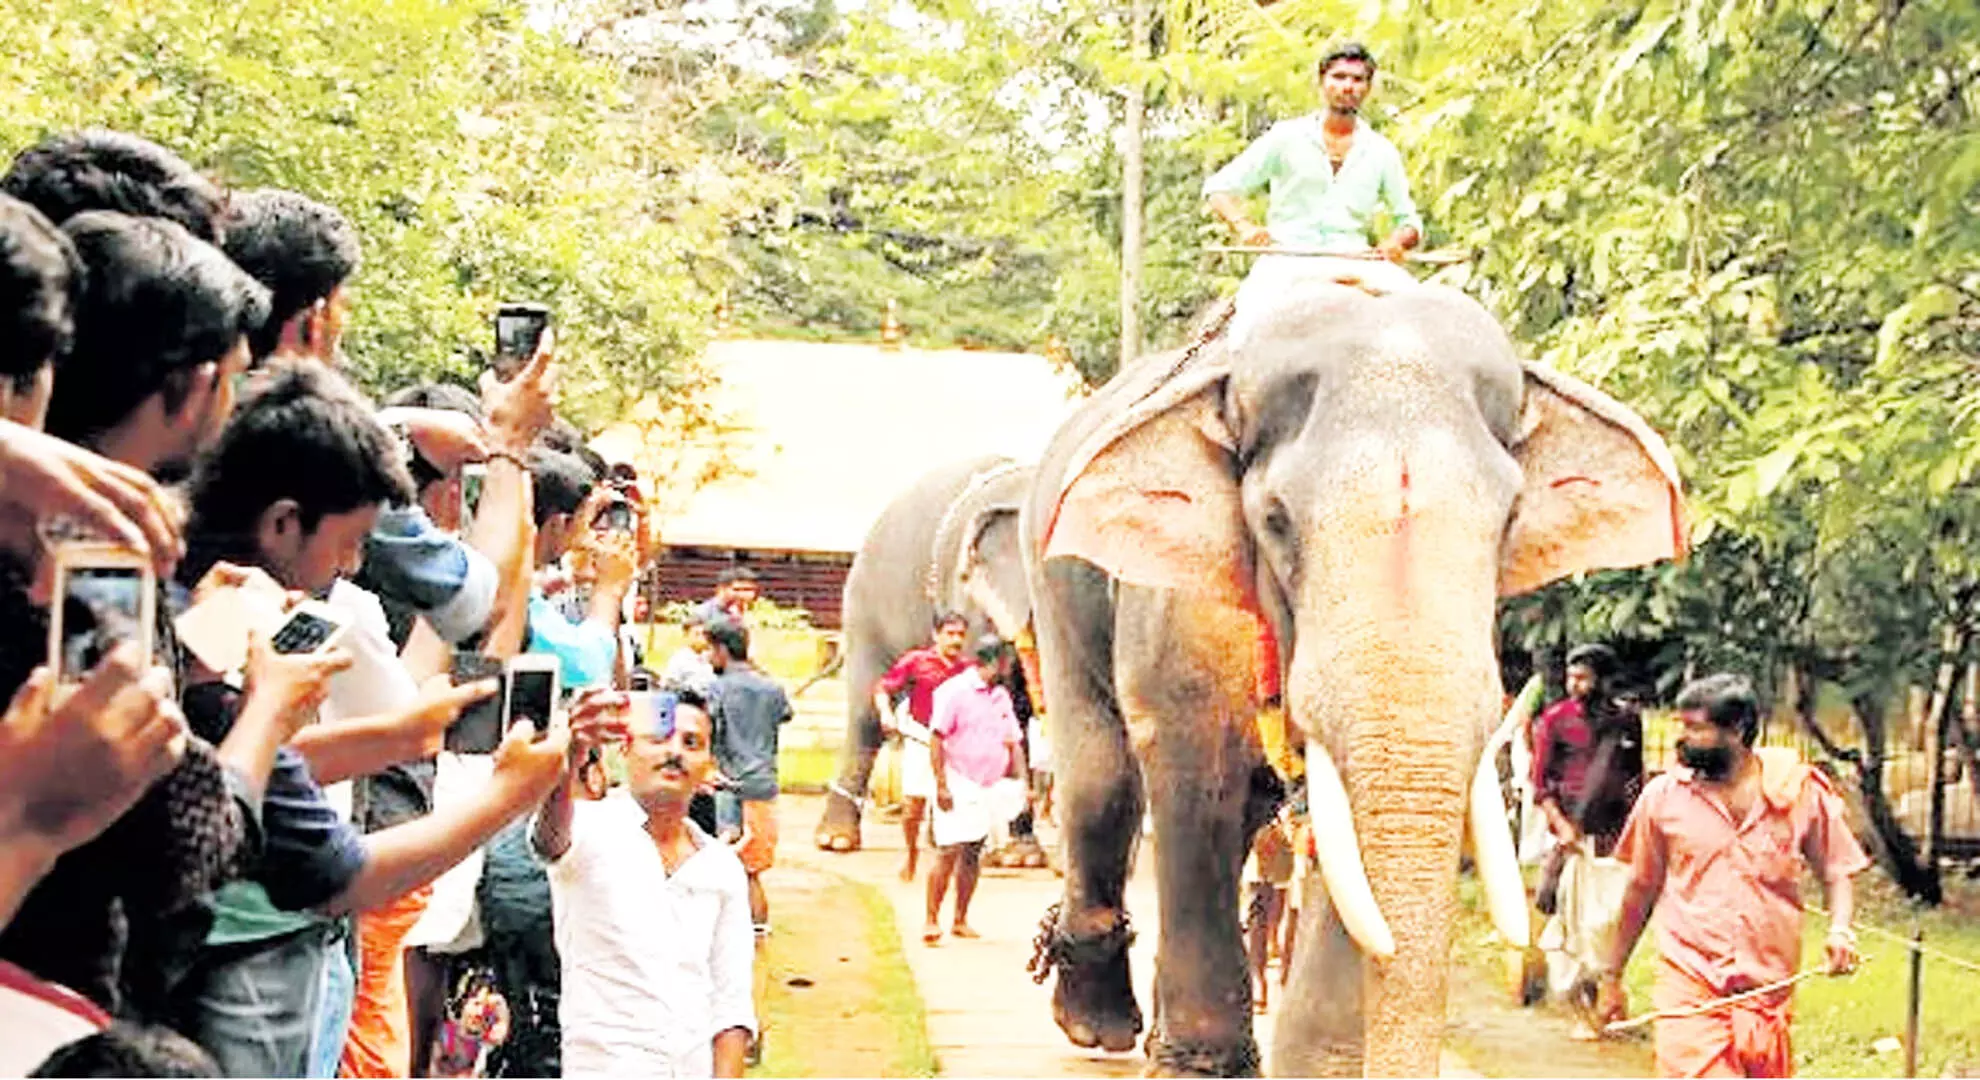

{"left": 775, "top": 795, "right": 1530, "bottom": 1076}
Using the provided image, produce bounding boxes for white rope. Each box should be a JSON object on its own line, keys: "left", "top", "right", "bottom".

{"left": 1800, "top": 901, "right": 1980, "bottom": 976}
{"left": 1603, "top": 969, "right": 1827, "bottom": 1034}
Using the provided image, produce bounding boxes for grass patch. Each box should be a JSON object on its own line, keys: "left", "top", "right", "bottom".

{"left": 779, "top": 744, "right": 839, "bottom": 794}
{"left": 633, "top": 623, "right": 830, "bottom": 683}
{"left": 858, "top": 877, "right": 940, "bottom": 1077}
{"left": 746, "top": 870, "right": 936, "bottom": 1078}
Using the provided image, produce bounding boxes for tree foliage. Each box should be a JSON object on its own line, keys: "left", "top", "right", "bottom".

{"left": 0, "top": 0, "right": 752, "bottom": 424}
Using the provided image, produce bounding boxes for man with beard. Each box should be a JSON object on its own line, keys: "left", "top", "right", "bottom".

{"left": 1204, "top": 42, "right": 1422, "bottom": 297}
{"left": 532, "top": 689, "right": 756, "bottom": 1077}
{"left": 1597, "top": 675, "right": 1868, "bottom": 1078}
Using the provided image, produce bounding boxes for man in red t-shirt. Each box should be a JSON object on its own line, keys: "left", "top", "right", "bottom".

{"left": 875, "top": 612, "right": 970, "bottom": 881}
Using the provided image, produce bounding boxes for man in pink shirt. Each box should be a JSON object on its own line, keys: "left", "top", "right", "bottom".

{"left": 923, "top": 634, "right": 1024, "bottom": 944}
{"left": 1598, "top": 674, "right": 1868, "bottom": 1078}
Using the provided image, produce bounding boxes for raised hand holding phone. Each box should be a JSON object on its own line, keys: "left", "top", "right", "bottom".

{"left": 0, "top": 643, "right": 186, "bottom": 864}
{"left": 241, "top": 628, "right": 355, "bottom": 736}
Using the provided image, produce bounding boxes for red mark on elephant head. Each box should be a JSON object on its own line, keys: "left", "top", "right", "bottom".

{"left": 1549, "top": 475, "right": 1600, "bottom": 490}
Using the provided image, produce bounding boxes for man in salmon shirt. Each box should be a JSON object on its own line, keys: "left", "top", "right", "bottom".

{"left": 1597, "top": 674, "right": 1867, "bottom": 1077}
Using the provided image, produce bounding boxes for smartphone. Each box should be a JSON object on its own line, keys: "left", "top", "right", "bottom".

{"left": 492, "top": 302, "right": 550, "bottom": 380}
{"left": 47, "top": 544, "right": 155, "bottom": 684}
{"left": 503, "top": 655, "right": 560, "bottom": 740}
{"left": 593, "top": 498, "right": 634, "bottom": 534}
{"left": 269, "top": 601, "right": 347, "bottom": 655}
{"left": 461, "top": 463, "right": 487, "bottom": 526}
{"left": 444, "top": 652, "right": 506, "bottom": 754}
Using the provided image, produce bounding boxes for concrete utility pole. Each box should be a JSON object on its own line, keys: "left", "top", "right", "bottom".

{"left": 1118, "top": 0, "right": 1147, "bottom": 369}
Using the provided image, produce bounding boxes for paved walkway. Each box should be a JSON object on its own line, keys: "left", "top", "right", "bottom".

{"left": 773, "top": 794, "right": 1476, "bottom": 1077}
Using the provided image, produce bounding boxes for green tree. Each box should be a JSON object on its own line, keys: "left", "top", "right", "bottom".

{"left": 0, "top": 0, "right": 753, "bottom": 425}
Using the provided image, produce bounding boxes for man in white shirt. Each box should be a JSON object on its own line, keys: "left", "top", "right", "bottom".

{"left": 531, "top": 689, "right": 756, "bottom": 1077}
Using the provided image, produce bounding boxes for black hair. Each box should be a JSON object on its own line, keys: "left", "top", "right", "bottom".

{"left": 382, "top": 381, "right": 482, "bottom": 419}
{"left": 383, "top": 382, "right": 483, "bottom": 489}
{"left": 674, "top": 685, "right": 709, "bottom": 713}
{"left": 973, "top": 633, "right": 1007, "bottom": 665}
{"left": 1565, "top": 643, "right": 1619, "bottom": 679}
{"left": 932, "top": 609, "right": 968, "bottom": 632}
{"left": 0, "top": 193, "right": 83, "bottom": 389}
{"left": 2, "top": 130, "right": 226, "bottom": 242}
{"left": 46, "top": 212, "right": 270, "bottom": 447}
{"left": 1675, "top": 673, "right": 1762, "bottom": 746}
{"left": 540, "top": 417, "right": 586, "bottom": 455}
{"left": 573, "top": 443, "right": 607, "bottom": 485}
{"left": 187, "top": 360, "right": 413, "bottom": 569}
{"left": 1318, "top": 41, "right": 1377, "bottom": 78}
{"left": 219, "top": 188, "right": 360, "bottom": 359}
{"left": 528, "top": 447, "right": 595, "bottom": 526}
{"left": 30, "top": 1021, "right": 221, "bottom": 1077}
{"left": 705, "top": 615, "right": 750, "bottom": 662}
{"left": 718, "top": 565, "right": 759, "bottom": 587}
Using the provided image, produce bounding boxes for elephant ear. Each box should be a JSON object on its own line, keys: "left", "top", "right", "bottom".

{"left": 956, "top": 503, "right": 1029, "bottom": 637}
{"left": 1500, "top": 363, "right": 1688, "bottom": 597}
{"left": 1039, "top": 360, "right": 1252, "bottom": 609}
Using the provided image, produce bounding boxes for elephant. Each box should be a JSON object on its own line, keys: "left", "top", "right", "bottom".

{"left": 1021, "top": 280, "right": 1685, "bottom": 1076}
{"left": 814, "top": 455, "right": 1039, "bottom": 854}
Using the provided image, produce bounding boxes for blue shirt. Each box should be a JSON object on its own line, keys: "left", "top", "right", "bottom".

{"left": 1203, "top": 116, "right": 1423, "bottom": 251}
{"left": 710, "top": 664, "right": 792, "bottom": 801}
{"left": 526, "top": 592, "right": 617, "bottom": 689}
{"left": 357, "top": 504, "right": 498, "bottom": 644}
{"left": 180, "top": 684, "right": 367, "bottom": 945}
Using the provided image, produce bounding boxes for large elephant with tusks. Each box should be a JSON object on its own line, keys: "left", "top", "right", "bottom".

{"left": 1023, "top": 281, "right": 1685, "bottom": 1076}
{"left": 815, "top": 455, "right": 1037, "bottom": 853}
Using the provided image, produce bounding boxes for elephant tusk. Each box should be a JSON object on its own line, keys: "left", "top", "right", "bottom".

{"left": 1305, "top": 740, "right": 1397, "bottom": 961}
{"left": 1469, "top": 753, "right": 1531, "bottom": 948}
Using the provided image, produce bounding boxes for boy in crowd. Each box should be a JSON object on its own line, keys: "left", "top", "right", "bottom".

{"left": 175, "top": 361, "right": 569, "bottom": 1076}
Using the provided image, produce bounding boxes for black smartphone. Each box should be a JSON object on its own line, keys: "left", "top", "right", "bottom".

{"left": 504, "top": 659, "right": 558, "bottom": 741}
{"left": 269, "top": 602, "right": 345, "bottom": 655}
{"left": 444, "top": 653, "right": 506, "bottom": 754}
{"left": 492, "top": 302, "right": 550, "bottom": 380}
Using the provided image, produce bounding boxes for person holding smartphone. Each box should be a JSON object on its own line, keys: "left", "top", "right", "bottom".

{"left": 173, "top": 362, "right": 570, "bottom": 1077}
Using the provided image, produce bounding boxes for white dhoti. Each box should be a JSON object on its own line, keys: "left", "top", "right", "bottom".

{"left": 932, "top": 772, "right": 997, "bottom": 848}
{"left": 1229, "top": 252, "right": 1419, "bottom": 353}
{"left": 898, "top": 735, "right": 937, "bottom": 800}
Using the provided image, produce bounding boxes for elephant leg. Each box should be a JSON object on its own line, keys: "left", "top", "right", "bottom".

{"left": 1271, "top": 875, "right": 1365, "bottom": 1078}
{"left": 1120, "top": 588, "right": 1264, "bottom": 1078}
{"left": 1033, "top": 559, "right": 1144, "bottom": 1055}
{"left": 816, "top": 645, "right": 889, "bottom": 853}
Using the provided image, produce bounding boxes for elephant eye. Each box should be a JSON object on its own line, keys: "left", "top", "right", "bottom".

{"left": 1263, "top": 499, "right": 1293, "bottom": 542}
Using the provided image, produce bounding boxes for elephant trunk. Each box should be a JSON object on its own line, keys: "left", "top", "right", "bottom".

{"left": 1286, "top": 439, "right": 1509, "bottom": 1077}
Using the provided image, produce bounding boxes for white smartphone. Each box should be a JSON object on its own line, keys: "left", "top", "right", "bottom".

{"left": 268, "top": 600, "right": 348, "bottom": 656}
{"left": 502, "top": 654, "right": 560, "bottom": 740}
{"left": 461, "top": 464, "right": 487, "bottom": 526}
{"left": 46, "top": 543, "right": 155, "bottom": 685}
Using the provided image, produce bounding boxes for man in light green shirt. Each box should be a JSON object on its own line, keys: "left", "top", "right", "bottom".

{"left": 1204, "top": 41, "right": 1423, "bottom": 263}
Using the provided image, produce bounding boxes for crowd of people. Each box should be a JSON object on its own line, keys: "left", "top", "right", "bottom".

{"left": 0, "top": 128, "right": 785, "bottom": 1078}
